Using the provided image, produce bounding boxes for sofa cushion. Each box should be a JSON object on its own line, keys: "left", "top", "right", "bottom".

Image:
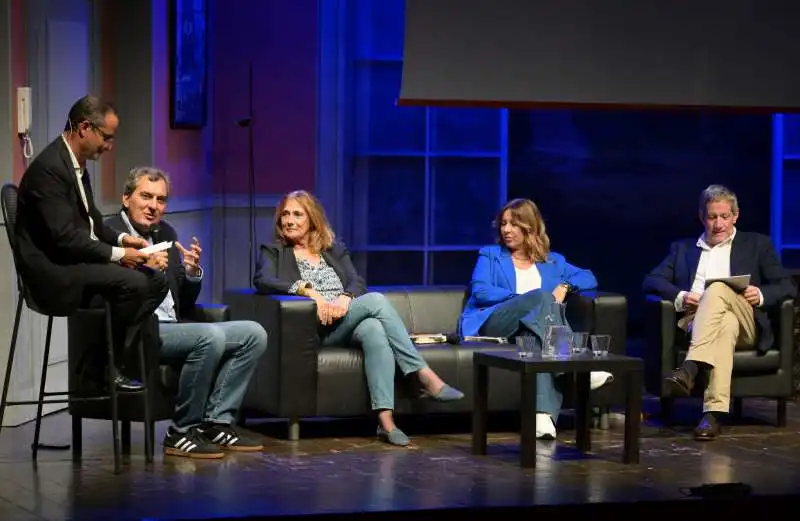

{"left": 368, "top": 286, "right": 468, "bottom": 334}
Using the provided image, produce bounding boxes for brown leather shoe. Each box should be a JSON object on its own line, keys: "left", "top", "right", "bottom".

{"left": 664, "top": 367, "right": 694, "bottom": 397}
{"left": 694, "top": 414, "right": 721, "bottom": 441}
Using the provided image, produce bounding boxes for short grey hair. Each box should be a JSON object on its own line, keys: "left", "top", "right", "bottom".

{"left": 123, "top": 166, "right": 171, "bottom": 197}
{"left": 699, "top": 184, "right": 738, "bottom": 216}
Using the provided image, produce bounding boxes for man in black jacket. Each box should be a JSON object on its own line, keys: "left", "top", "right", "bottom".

{"left": 643, "top": 184, "right": 796, "bottom": 440}
{"left": 14, "top": 95, "right": 168, "bottom": 390}
{"left": 105, "top": 166, "right": 267, "bottom": 459}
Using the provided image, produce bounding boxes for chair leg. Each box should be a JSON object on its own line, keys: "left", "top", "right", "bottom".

{"left": 136, "top": 335, "right": 153, "bottom": 463}
{"left": 660, "top": 397, "right": 674, "bottom": 426}
{"left": 732, "top": 397, "right": 743, "bottom": 419}
{"left": 0, "top": 297, "right": 23, "bottom": 433}
{"left": 105, "top": 305, "right": 121, "bottom": 474}
{"left": 31, "top": 316, "right": 54, "bottom": 459}
{"left": 121, "top": 421, "right": 131, "bottom": 455}
{"left": 288, "top": 416, "right": 300, "bottom": 441}
{"left": 71, "top": 415, "right": 83, "bottom": 461}
{"left": 148, "top": 421, "right": 156, "bottom": 462}
{"left": 777, "top": 397, "right": 787, "bottom": 427}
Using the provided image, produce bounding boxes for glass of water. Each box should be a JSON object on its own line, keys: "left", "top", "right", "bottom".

{"left": 590, "top": 334, "right": 611, "bottom": 357}
{"left": 515, "top": 334, "right": 537, "bottom": 358}
{"left": 543, "top": 325, "right": 570, "bottom": 358}
{"left": 570, "top": 332, "right": 589, "bottom": 356}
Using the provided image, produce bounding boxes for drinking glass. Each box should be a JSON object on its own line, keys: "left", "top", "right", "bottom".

{"left": 590, "top": 334, "right": 611, "bottom": 357}
{"left": 570, "top": 332, "right": 589, "bottom": 356}
{"left": 515, "top": 334, "right": 537, "bottom": 358}
{"left": 543, "top": 325, "right": 570, "bottom": 358}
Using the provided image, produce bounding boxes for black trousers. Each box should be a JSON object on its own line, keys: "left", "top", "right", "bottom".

{"left": 81, "top": 264, "right": 169, "bottom": 375}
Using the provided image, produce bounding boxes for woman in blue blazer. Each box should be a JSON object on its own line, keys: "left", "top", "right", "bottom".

{"left": 460, "top": 198, "right": 612, "bottom": 439}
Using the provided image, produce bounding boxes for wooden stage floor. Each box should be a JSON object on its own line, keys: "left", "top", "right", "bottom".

{"left": 1, "top": 397, "right": 799, "bottom": 520}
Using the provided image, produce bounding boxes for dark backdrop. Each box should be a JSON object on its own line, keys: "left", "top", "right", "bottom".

{"left": 508, "top": 110, "right": 772, "bottom": 336}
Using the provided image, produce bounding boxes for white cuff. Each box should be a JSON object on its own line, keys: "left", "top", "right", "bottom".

{"left": 674, "top": 291, "right": 687, "bottom": 312}
{"left": 111, "top": 246, "right": 125, "bottom": 262}
{"left": 117, "top": 233, "right": 126, "bottom": 246}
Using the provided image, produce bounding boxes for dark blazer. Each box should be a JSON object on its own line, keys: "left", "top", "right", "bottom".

{"left": 105, "top": 212, "right": 201, "bottom": 320}
{"left": 14, "top": 137, "right": 122, "bottom": 314}
{"left": 253, "top": 242, "right": 367, "bottom": 298}
{"left": 642, "top": 231, "right": 796, "bottom": 353}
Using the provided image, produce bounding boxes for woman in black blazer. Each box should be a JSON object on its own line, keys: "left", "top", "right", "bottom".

{"left": 253, "top": 191, "right": 463, "bottom": 446}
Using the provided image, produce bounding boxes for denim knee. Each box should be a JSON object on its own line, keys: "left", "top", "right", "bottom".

{"left": 194, "top": 324, "right": 226, "bottom": 360}
{"left": 241, "top": 321, "right": 268, "bottom": 356}
{"left": 357, "top": 292, "right": 389, "bottom": 311}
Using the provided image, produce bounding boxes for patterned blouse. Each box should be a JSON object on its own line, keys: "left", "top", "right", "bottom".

{"left": 290, "top": 255, "right": 345, "bottom": 303}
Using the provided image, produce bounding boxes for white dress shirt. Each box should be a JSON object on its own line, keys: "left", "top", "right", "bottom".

{"left": 675, "top": 228, "right": 763, "bottom": 311}
{"left": 61, "top": 134, "right": 126, "bottom": 262}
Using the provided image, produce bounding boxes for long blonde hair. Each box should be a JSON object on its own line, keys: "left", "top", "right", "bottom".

{"left": 494, "top": 198, "right": 551, "bottom": 262}
{"left": 274, "top": 190, "right": 336, "bottom": 253}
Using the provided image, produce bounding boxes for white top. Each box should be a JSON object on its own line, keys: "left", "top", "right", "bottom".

{"left": 515, "top": 264, "right": 542, "bottom": 294}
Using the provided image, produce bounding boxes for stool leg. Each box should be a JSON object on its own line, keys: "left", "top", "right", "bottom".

{"left": 121, "top": 421, "right": 131, "bottom": 455}
{"left": 136, "top": 335, "right": 153, "bottom": 463}
{"left": 105, "top": 305, "right": 121, "bottom": 474}
{"left": 31, "top": 316, "right": 54, "bottom": 459}
{"left": 71, "top": 415, "right": 82, "bottom": 461}
{"left": 0, "top": 297, "right": 23, "bottom": 433}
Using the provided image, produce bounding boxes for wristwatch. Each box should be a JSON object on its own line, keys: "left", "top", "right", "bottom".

{"left": 559, "top": 282, "right": 576, "bottom": 294}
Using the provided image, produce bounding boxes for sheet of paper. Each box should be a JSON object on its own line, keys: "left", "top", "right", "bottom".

{"left": 139, "top": 241, "right": 173, "bottom": 254}
{"left": 705, "top": 274, "right": 750, "bottom": 292}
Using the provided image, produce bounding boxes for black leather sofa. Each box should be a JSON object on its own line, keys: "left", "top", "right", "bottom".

{"left": 642, "top": 295, "right": 795, "bottom": 425}
{"left": 223, "top": 285, "right": 628, "bottom": 440}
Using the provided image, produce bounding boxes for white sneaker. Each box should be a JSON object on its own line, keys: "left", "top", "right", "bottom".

{"left": 535, "top": 413, "right": 557, "bottom": 440}
{"left": 590, "top": 371, "right": 614, "bottom": 391}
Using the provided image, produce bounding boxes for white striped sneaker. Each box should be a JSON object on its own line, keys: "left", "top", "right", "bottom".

{"left": 197, "top": 423, "right": 264, "bottom": 452}
{"left": 163, "top": 427, "right": 225, "bottom": 459}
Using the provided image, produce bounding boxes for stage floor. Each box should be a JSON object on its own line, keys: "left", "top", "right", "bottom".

{"left": 1, "top": 397, "right": 799, "bottom": 521}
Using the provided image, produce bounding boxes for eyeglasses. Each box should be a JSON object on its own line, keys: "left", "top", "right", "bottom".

{"left": 91, "top": 123, "right": 115, "bottom": 143}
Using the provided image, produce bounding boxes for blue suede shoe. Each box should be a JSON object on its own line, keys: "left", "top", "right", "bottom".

{"left": 422, "top": 384, "right": 465, "bottom": 402}
{"left": 377, "top": 425, "right": 410, "bottom": 446}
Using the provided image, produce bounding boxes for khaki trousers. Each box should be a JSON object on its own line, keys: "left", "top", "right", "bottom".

{"left": 679, "top": 282, "right": 756, "bottom": 413}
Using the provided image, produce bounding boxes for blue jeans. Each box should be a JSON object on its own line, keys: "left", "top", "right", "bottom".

{"left": 159, "top": 320, "right": 268, "bottom": 432}
{"left": 322, "top": 292, "right": 428, "bottom": 411}
{"left": 480, "top": 290, "right": 565, "bottom": 423}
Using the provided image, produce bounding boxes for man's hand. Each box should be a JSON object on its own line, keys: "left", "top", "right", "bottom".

{"left": 552, "top": 285, "right": 568, "bottom": 304}
{"left": 683, "top": 291, "right": 702, "bottom": 308}
{"left": 176, "top": 237, "right": 202, "bottom": 277}
{"left": 120, "top": 248, "right": 149, "bottom": 268}
{"left": 121, "top": 234, "right": 149, "bottom": 249}
{"left": 144, "top": 251, "right": 168, "bottom": 272}
{"left": 743, "top": 285, "right": 761, "bottom": 306}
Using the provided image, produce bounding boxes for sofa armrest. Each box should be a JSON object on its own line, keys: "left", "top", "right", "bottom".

{"left": 776, "top": 298, "right": 794, "bottom": 376}
{"left": 566, "top": 290, "right": 627, "bottom": 356}
{"left": 184, "top": 303, "right": 230, "bottom": 323}
{"left": 223, "top": 289, "right": 321, "bottom": 417}
{"left": 643, "top": 294, "right": 678, "bottom": 396}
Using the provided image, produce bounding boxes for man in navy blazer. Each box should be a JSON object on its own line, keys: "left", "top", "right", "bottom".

{"left": 643, "top": 185, "right": 795, "bottom": 441}
{"left": 105, "top": 167, "right": 268, "bottom": 459}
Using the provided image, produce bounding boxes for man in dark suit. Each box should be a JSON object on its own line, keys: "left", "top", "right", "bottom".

{"left": 14, "top": 95, "right": 168, "bottom": 390}
{"left": 643, "top": 184, "right": 796, "bottom": 440}
{"left": 105, "top": 166, "right": 267, "bottom": 459}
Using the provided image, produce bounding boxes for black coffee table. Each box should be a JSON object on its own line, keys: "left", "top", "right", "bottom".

{"left": 471, "top": 350, "right": 643, "bottom": 468}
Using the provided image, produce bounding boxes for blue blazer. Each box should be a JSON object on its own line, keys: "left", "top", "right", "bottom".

{"left": 642, "top": 231, "right": 796, "bottom": 353}
{"left": 460, "top": 244, "right": 598, "bottom": 337}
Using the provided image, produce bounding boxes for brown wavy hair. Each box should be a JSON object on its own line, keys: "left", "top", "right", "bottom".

{"left": 274, "top": 190, "right": 336, "bottom": 253}
{"left": 494, "top": 198, "right": 551, "bottom": 262}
